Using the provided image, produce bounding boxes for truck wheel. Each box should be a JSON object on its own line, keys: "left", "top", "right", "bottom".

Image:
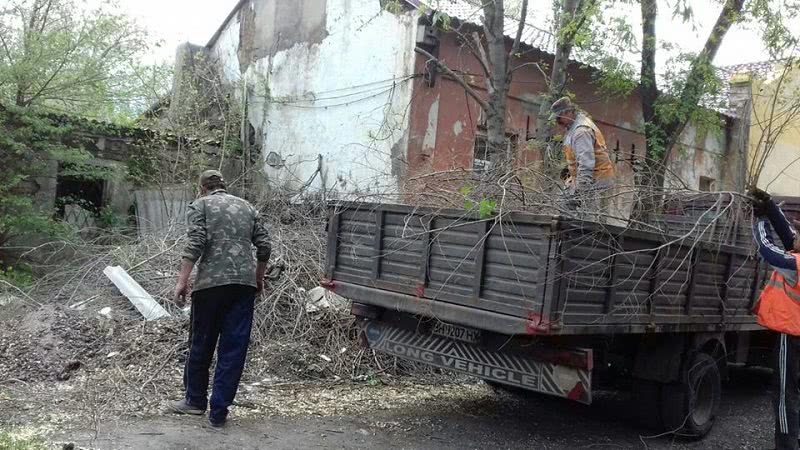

{"left": 632, "top": 379, "right": 663, "bottom": 430}
{"left": 660, "top": 352, "right": 721, "bottom": 439}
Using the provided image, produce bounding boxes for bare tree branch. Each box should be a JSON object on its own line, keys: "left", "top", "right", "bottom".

{"left": 508, "top": 0, "right": 529, "bottom": 65}
{"left": 414, "top": 46, "right": 490, "bottom": 112}
{"left": 471, "top": 31, "right": 493, "bottom": 87}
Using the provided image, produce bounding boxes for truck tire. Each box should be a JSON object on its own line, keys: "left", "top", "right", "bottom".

{"left": 660, "top": 352, "right": 721, "bottom": 439}
{"left": 632, "top": 379, "right": 663, "bottom": 430}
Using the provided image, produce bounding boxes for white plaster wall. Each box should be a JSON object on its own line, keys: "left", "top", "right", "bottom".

{"left": 666, "top": 124, "right": 726, "bottom": 190}
{"left": 210, "top": 13, "right": 241, "bottom": 83}
{"left": 210, "top": 1, "right": 418, "bottom": 200}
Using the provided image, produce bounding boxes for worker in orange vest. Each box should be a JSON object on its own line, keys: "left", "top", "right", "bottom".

{"left": 750, "top": 187, "right": 800, "bottom": 450}
{"left": 549, "top": 97, "right": 615, "bottom": 221}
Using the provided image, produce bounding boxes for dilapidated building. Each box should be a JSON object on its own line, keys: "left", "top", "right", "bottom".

{"left": 15, "top": 113, "right": 236, "bottom": 233}
{"left": 173, "top": 0, "right": 749, "bottom": 202}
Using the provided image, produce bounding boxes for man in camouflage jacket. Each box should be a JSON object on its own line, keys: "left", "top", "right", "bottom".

{"left": 171, "top": 169, "right": 271, "bottom": 428}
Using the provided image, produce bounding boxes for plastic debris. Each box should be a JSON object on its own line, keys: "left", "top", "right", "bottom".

{"left": 103, "top": 265, "right": 170, "bottom": 320}
{"left": 304, "top": 286, "right": 348, "bottom": 313}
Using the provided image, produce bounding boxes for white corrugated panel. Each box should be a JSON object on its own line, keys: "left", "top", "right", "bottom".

{"left": 134, "top": 186, "right": 192, "bottom": 237}
{"left": 103, "top": 265, "right": 170, "bottom": 320}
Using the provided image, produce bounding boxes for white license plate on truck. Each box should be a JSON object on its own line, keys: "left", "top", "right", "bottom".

{"left": 432, "top": 321, "right": 481, "bottom": 344}
{"left": 363, "top": 320, "right": 593, "bottom": 404}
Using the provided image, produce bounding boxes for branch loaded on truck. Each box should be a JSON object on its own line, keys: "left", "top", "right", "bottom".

{"left": 323, "top": 200, "right": 773, "bottom": 438}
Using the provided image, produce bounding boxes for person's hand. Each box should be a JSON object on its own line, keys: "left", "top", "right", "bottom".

{"left": 256, "top": 265, "right": 267, "bottom": 294}
{"left": 256, "top": 275, "right": 264, "bottom": 294}
{"left": 748, "top": 186, "right": 770, "bottom": 216}
{"left": 748, "top": 186, "right": 771, "bottom": 203}
{"left": 174, "top": 280, "right": 189, "bottom": 307}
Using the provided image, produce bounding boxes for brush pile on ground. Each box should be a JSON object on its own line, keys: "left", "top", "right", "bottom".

{"left": 0, "top": 198, "right": 444, "bottom": 419}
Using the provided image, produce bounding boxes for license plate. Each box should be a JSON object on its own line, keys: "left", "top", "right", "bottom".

{"left": 432, "top": 321, "right": 481, "bottom": 344}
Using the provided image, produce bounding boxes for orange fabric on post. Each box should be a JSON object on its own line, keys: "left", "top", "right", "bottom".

{"left": 754, "top": 254, "right": 800, "bottom": 336}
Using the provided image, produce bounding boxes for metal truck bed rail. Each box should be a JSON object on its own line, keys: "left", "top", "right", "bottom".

{"left": 325, "top": 202, "right": 764, "bottom": 336}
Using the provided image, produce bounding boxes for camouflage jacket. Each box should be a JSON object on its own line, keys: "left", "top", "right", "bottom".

{"left": 181, "top": 189, "right": 271, "bottom": 292}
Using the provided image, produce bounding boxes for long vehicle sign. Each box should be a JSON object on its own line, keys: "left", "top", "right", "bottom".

{"left": 363, "top": 320, "right": 592, "bottom": 404}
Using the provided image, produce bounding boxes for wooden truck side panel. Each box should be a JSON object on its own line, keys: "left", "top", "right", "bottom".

{"left": 326, "top": 202, "right": 764, "bottom": 335}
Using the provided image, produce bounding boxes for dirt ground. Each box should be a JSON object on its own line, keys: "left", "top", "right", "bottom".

{"left": 0, "top": 302, "right": 778, "bottom": 450}
{"left": 0, "top": 369, "right": 775, "bottom": 450}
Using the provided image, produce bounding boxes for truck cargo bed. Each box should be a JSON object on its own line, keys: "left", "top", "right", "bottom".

{"left": 325, "top": 202, "right": 763, "bottom": 336}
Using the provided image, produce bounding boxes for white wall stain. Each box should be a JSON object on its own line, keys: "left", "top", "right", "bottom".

{"left": 208, "top": 0, "right": 418, "bottom": 200}
{"left": 210, "top": 13, "right": 241, "bottom": 83}
{"left": 452, "top": 120, "right": 463, "bottom": 137}
{"left": 422, "top": 95, "right": 440, "bottom": 153}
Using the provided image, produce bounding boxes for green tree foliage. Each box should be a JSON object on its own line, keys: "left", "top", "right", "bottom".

{"left": 0, "top": 0, "right": 171, "bottom": 121}
{"left": 575, "top": 0, "right": 799, "bottom": 217}
{"left": 0, "top": 0, "right": 169, "bottom": 250}
{"left": 0, "top": 104, "right": 75, "bottom": 246}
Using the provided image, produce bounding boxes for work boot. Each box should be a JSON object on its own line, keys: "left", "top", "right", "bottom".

{"left": 209, "top": 408, "right": 227, "bottom": 427}
{"left": 208, "top": 416, "right": 226, "bottom": 428}
{"left": 169, "top": 399, "right": 205, "bottom": 415}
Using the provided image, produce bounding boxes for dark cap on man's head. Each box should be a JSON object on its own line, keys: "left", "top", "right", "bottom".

{"left": 548, "top": 96, "right": 575, "bottom": 121}
{"left": 199, "top": 169, "right": 224, "bottom": 187}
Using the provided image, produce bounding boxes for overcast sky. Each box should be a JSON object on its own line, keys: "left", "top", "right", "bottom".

{"left": 119, "top": 0, "right": 786, "bottom": 67}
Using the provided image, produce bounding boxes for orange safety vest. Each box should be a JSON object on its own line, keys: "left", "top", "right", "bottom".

{"left": 754, "top": 254, "right": 800, "bottom": 336}
{"left": 563, "top": 113, "right": 615, "bottom": 182}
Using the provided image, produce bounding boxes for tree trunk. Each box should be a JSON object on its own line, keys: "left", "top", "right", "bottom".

{"left": 633, "top": 0, "right": 661, "bottom": 219}
{"left": 535, "top": 0, "right": 582, "bottom": 171}
{"left": 483, "top": 0, "right": 509, "bottom": 156}
{"left": 636, "top": 0, "right": 745, "bottom": 219}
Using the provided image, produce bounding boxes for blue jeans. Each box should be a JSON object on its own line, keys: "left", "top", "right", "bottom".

{"left": 183, "top": 284, "right": 255, "bottom": 422}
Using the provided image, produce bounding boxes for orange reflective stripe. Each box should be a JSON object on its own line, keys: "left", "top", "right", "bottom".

{"left": 564, "top": 145, "right": 577, "bottom": 178}
{"left": 766, "top": 279, "right": 800, "bottom": 303}
{"left": 756, "top": 253, "right": 800, "bottom": 336}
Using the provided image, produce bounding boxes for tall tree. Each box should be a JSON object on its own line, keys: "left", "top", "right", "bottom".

{"left": 415, "top": 0, "right": 529, "bottom": 165}
{"left": 637, "top": 0, "right": 745, "bottom": 214}
{"left": 0, "top": 0, "right": 167, "bottom": 251}
{"left": 0, "top": 0, "right": 166, "bottom": 121}
{"left": 534, "top": 0, "right": 597, "bottom": 169}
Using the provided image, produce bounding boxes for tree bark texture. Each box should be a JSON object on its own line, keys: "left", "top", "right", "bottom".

{"left": 482, "top": 0, "right": 510, "bottom": 156}
{"left": 637, "top": 0, "right": 745, "bottom": 217}
{"left": 534, "top": 0, "right": 582, "bottom": 164}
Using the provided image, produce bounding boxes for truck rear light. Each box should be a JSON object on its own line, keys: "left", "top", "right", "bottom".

{"left": 526, "top": 311, "right": 551, "bottom": 334}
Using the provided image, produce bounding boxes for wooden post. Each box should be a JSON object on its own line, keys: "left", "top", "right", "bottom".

{"left": 603, "top": 241, "right": 621, "bottom": 315}
{"left": 325, "top": 210, "right": 341, "bottom": 278}
{"left": 685, "top": 248, "right": 700, "bottom": 316}
{"left": 647, "top": 248, "right": 662, "bottom": 319}
{"left": 418, "top": 217, "right": 433, "bottom": 287}
{"left": 372, "top": 207, "right": 384, "bottom": 279}
{"left": 472, "top": 220, "right": 490, "bottom": 301}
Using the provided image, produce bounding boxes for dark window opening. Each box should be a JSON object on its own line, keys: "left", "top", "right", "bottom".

{"left": 55, "top": 165, "right": 105, "bottom": 229}
{"left": 699, "top": 176, "right": 716, "bottom": 192}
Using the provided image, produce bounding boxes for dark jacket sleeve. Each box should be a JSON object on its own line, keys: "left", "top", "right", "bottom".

{"left": 251, "top": 211, "right": 271, "bottom": 263}
{"left": 764, "top": 199, "right": 796, "bottom": 250}
{"left": 181, "top": 200, "right": 207, "bottom": 262}
{"left": 754, "top": 219, "right": 796, "bottom": 271}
